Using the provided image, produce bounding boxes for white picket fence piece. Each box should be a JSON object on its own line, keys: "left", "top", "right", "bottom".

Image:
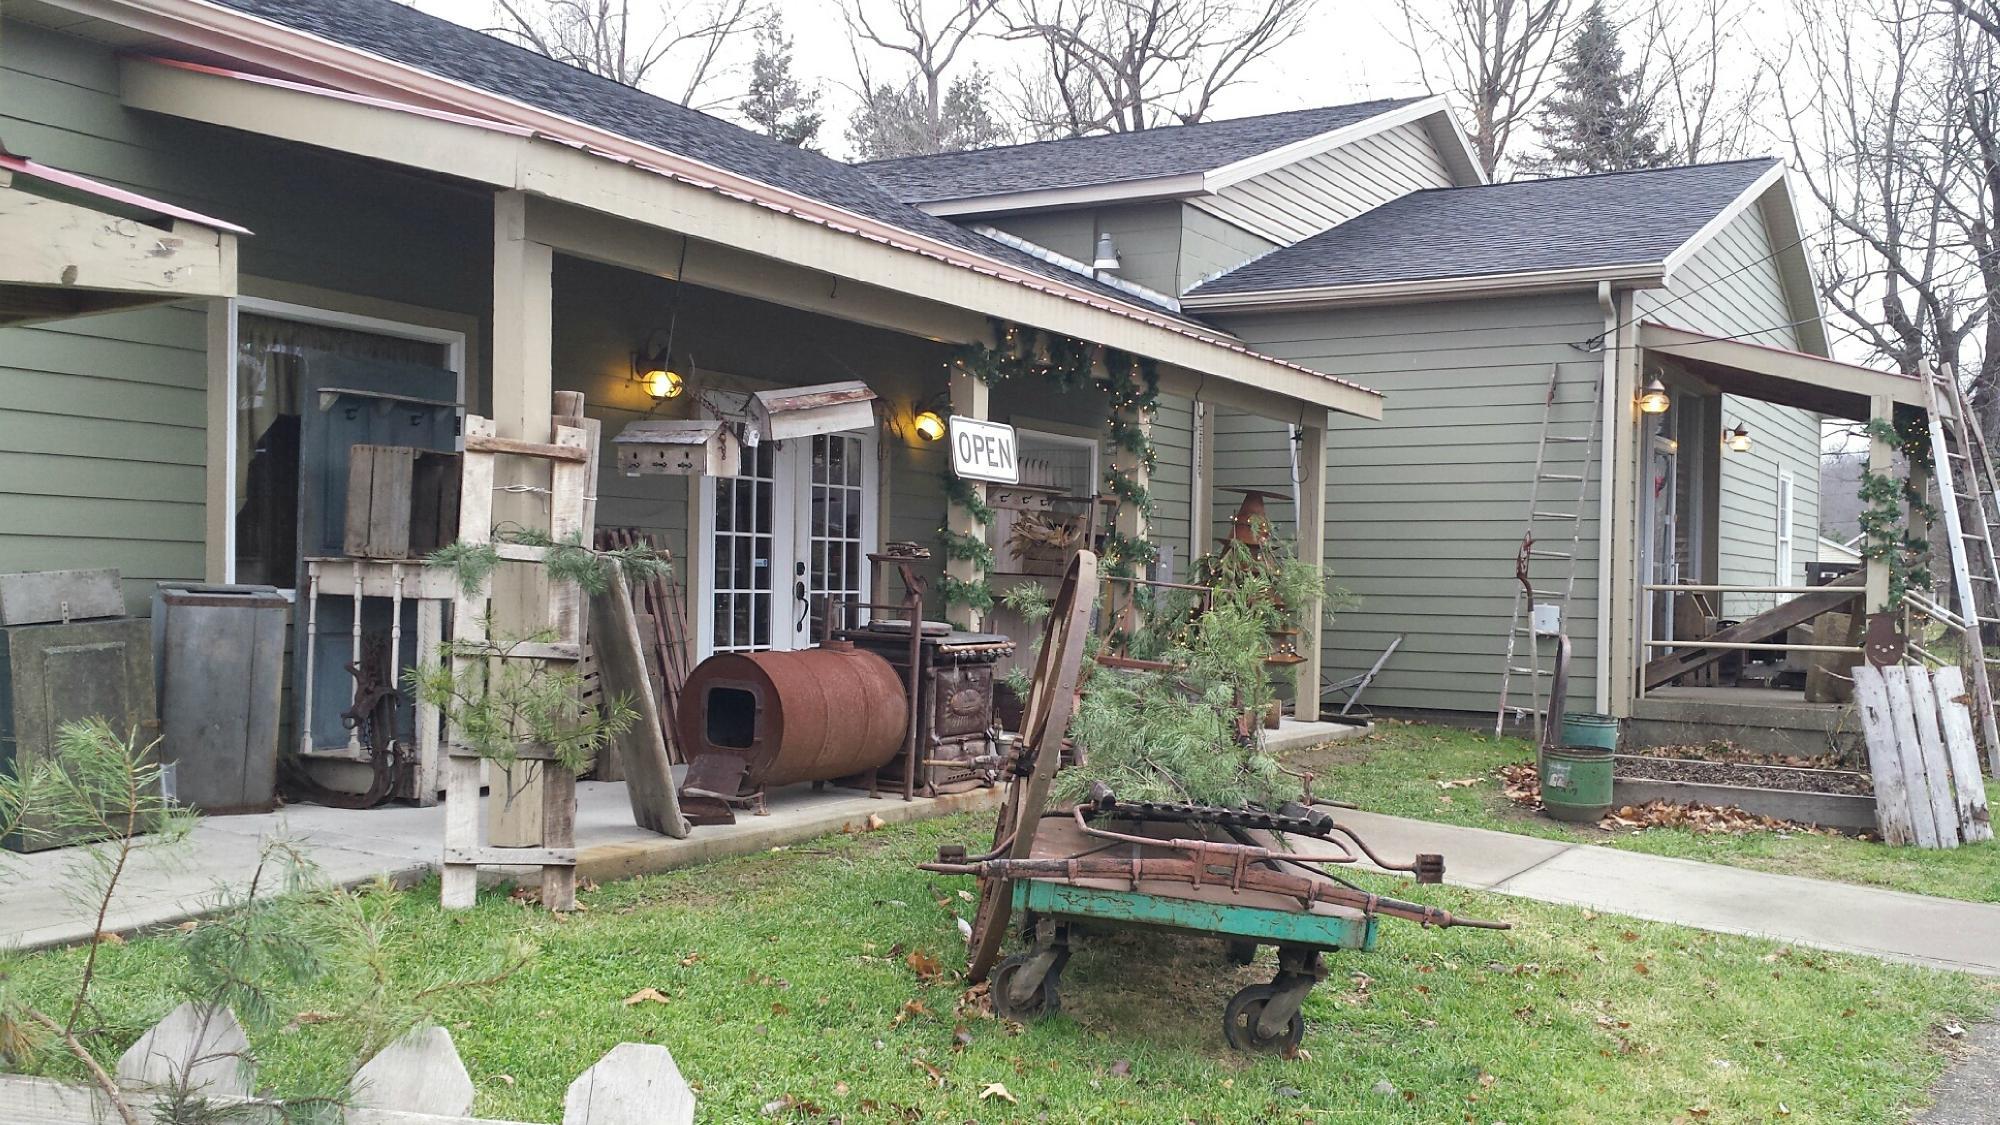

{"left": 1853, "top": 663, "right": 1994, "bottom": 848}
{"left": 0, "top": 1005, "right": 694, "bottom": 1125}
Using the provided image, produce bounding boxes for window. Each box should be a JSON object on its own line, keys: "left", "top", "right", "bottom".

{"left": 229, "top": 298, "right": 464, "bottom": 587}
{"left": 1776, "top": 470, "right": 1796, "bottom": 585}
{"left": 1014, "top": 428, "right": 1099, "bottom": 498}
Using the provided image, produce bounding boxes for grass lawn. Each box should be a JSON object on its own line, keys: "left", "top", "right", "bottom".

{"left": 1291, "top": 722, "right": 2000, "bottom": 905}
{"left": 5, "top": 814, "right": 1993, "bottom": 1124}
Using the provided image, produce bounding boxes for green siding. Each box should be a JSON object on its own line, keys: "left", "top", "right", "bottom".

{"left": 1213, "top": 295, "right": 1608, "bottom": 715}
{"left": 1179, "top": 209, "right": 1278, "bottom": 293}
{"left": 0, "top": 19, "right": 490, "bottom": 612}
{"left": 1638, "top": 205, "right": 1822, "bottom": 616}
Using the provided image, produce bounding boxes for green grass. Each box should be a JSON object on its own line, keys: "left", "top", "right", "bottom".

{"left": 5, "top": 814, "right": 1993, "bottom": 1123}
{"left": 1294, "top": 722, "right": 2000, "bottom": 904}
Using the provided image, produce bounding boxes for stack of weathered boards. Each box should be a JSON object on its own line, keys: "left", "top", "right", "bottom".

{"left": 1852, "top": 664, "right": 1995, "bottom": 848}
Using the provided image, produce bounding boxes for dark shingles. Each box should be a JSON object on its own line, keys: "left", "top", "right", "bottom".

{"left": 1187, "top": 159, "right": 1781, "bottom": 296}
{"left": 857, "top": 100, "right": 1427, "bottom": 203}
{"left": 201, "top": 0, "right": 1195, "bottom": 317}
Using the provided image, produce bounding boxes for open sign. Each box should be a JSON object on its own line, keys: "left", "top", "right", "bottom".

{"left": 947, "top": 416, "right": 1019, "bottom": 484}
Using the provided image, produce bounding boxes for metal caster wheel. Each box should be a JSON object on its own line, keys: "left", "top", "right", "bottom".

{"left": 1224, "top": 939, "right": 1258, "bottom": 965}
{"left": 991, "top": 952, "right": 1063, "bottom": 1021}
{"left": 1222, "top": 984, "right": 1304, "bottom": 1054}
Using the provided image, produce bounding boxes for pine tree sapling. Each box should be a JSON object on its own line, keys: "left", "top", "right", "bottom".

{"left": 1528, "top": 2, "right": 1669, "bottom": 176}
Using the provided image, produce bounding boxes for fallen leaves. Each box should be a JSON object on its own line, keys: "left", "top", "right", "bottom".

{"left": 906, "top": 948, "right": 945, "bottom": 983}
{"left": 979, "top": 1082, "right": 1018, "bottom": 1104}
{"left": 1499, "top": 762, "right": 1842, "bottom": 835}
{"left": 622, "top": 987, "right": 670, "bottom": 1007}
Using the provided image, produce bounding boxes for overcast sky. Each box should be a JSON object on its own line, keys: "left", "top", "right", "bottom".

{"left": 407, "top": 0, "right": 1724, "bottom": 162}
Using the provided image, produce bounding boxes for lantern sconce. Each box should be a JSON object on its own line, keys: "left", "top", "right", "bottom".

{"left": 1637, "top": 377, "right": 1671, "bottom": 415}
{"left": 1726, "top": 421, "right": 1753, "bottom": 453}
{"left": 631, "top": 330, "right": 686, "bottom": 402}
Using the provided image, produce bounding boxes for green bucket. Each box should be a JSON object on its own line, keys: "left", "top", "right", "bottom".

{"left": 1541, "top": 745, "right": 1615, "bottom": 823}
{"left": 1559, "top": 712, "right": 1619, "bottom": 752}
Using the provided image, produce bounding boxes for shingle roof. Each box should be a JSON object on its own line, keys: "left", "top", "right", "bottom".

{"left": 857, "top": 99, "right": 1428, "bottom": 204}
{"left": 1186, "top": 158, "right": 1781, "bottom": 297}
{"left": 201, "top": 0, "right": 1192, "bottom": 317}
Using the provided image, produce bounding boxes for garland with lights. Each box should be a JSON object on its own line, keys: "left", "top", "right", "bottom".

{"left": 937, "top": 320, "right": 1160, "bottom": 611}
{"left": 1857, "top": 413, "right": 1936, "bottom": 609}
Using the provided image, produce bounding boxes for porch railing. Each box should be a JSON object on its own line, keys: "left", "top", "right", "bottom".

{"left": 1638, "top": 581, "right": 1864, "bottom": 700}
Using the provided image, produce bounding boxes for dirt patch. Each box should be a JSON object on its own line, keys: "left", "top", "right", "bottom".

{"left": 1616, "top": 755, "right": 1874, "bottom": 796}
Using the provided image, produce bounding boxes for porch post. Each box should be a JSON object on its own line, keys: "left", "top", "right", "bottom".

{"left": 1113, "top": 413, "right": 1151, "bottom": 557}
{"left": 1866, "top": 393, "right": 1895, "bottom": 614}
{"left": 946, "top": 367, "right": 988, "bottom": 629}
{"left": 488, "top": 189, "right": 557, "bottom": 847}
{"left": 1189, "top": 399, "right": 1214, "bottom": 564}
{"left": 1605, "top": 301, "right": 1644, "bottom": 718}
{"left": 1295, "top": 420, "right": 1328, "bottom": 722}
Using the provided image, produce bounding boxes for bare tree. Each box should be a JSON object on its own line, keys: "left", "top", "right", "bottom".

{"left": 1628, "top": 0, "right": 1766, "bottom": 163}
{"left": 999, "top": 0, "right": 1317, "bottom": 135}
{"left": 1774, "top": 0, "right": 1997, "bottom": 405}
{"left": 489, "top": 0, "right": 764, "bottom": 107}
{"left": 1394, "top": 0, "right": 1572, "bottom": 178}
{"left": 843, "top": 0, "right": 1011, "bottom": 156}
{"left": 1949, "top": 0, "right": 2000, "bottom": 42}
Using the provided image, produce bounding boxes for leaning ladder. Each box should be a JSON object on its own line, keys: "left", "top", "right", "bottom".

{"left": 1923, "top": 366, "right": 2000, "bottom": 773}
{"left": 1495, "top": 363, "right": 1603, "bottom": 741}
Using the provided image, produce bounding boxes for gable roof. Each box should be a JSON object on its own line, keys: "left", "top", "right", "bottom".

{"left": 193, "top": 0, "right": 1187, "bottom": 318}
{"left": 859, "top": 99, "right": 1432, "bottom": 207}
{"left": 1184, "top": 158, "right": 1784, "bottom": 303}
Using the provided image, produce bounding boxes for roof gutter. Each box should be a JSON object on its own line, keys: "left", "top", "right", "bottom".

{"left": 1182, "top": 262, "right": 1669, "bottom": 312}
{"left": 53, "top": 0, "right": 1379, "bottom": 404}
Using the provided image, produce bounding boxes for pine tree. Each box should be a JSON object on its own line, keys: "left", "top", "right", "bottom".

{"left": 741, "top": 16, "right": 823, "bottom": 149}
{"left": 847, "top": 69, "right": 1010, "bottom": 160}
{"left": 1526, "top": 2, "right": 1668, "bottom": 177}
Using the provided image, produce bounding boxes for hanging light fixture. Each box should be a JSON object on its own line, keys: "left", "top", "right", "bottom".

{"left": 913, "top": 409, "right": 947, "bottom": 442}
{"left": 1727, "top": 422, "right": 1753, "bottom": 453}
{"left": 1637, "top": 377, "right": 1671, "bottom": 414}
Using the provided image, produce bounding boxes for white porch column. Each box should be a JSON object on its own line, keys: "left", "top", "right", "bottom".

{"left": 488, "top": 189, "right": 557, "bottom": 847}
{"left": 1189, "top": 399, "right": 1214, "bottom": 564}
{"left": 1113, "top": 414, "right": 1151, "bottom": 558}
{"left": 1295, "top": 420, "right": 1328, "bottom": 722}
{"left": 1605, "top": 300, "right": 1645, "bottom": 718}
{"left": 946, "top": 368, "right": 988, "bottom": 629}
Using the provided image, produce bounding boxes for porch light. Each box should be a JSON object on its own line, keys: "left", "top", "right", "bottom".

{"left": 913, "top": 409, "right": 947, "bottom": 442}
{"left": 1637, "top": 378, "right": 1670, "bottom": 414}
{"left": 1092, "top": 233, "right": 1121, "bottom": 272}
{"left": 1727, "top": 422, "right": 1753, "bottom": 453}
{"left": 642, "top": 365, "right": 684, "bottom": 400}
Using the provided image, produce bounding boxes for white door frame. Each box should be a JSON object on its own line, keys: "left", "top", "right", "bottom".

{"left": 694, "top": 428, "right": 879, "bottom": 659}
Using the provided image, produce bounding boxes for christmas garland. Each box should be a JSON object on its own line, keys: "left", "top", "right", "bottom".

{"left": 937, "top": 320, "right": 1160, "bottom": 609}
{"left": 1857, "top": 413, "right": 1936, "bottom": 609}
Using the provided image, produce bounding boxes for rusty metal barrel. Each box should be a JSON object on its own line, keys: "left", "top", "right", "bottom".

{"left": 677, "top": 641, "right": 910, "bottom": 790}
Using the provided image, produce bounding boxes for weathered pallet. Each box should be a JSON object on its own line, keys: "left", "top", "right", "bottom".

{"left": 1853, "top": 663, "right": 1993, "bottom": 848}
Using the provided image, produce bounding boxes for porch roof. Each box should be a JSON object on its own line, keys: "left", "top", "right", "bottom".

{"left": 0, "top": 153, "right": 241, "bottom": 324}
{"left": 1639, "top": 322, "right": 1927, "bottom": 420}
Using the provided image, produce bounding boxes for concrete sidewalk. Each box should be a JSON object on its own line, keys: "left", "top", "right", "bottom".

{"left": 0, "top": 778, "right": 1000, "bottom": 952}
{"left": 1336, "top": 808, "right": 2000, "bottom": 977}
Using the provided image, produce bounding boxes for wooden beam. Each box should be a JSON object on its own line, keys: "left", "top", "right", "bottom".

{"left": 1294, "top": 423, "right": 1328, "bottom": 722}
{"left": 0, "top": 190, "right": 236, "bottom": 299}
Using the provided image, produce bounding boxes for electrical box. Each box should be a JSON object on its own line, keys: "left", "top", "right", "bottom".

{"left": 1532, "top": 603, "right": 1562, "bottom": 637}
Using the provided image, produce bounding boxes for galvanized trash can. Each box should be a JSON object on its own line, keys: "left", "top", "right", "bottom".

{"left": 152, "top": 583, "right": 290, "bottom": 814}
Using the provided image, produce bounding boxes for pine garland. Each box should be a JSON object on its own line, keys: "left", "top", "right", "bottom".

{"left": 941, "top": 319, "right": 1162, "bottom": 597}
{"left": 1857, "top": 415, "right": 1936, "bottom": 608}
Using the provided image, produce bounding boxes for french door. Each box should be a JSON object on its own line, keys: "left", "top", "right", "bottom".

{"left": 696, "top": 429, "right": 877, "bottom": 657}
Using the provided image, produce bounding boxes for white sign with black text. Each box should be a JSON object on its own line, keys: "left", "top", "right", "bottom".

{"left": 947, "top": 416, "right": 1020, "bottom": 484}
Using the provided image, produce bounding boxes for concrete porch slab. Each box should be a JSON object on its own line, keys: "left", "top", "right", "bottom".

{"left": 1261, "top": 717, "right": 1370, "bottom": 755}
{"left": 0, "top": 777, "right": 1000, "bottom": 953}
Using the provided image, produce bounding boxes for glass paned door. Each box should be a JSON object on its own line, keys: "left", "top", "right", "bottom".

{"left": 699, "top": 427, "right": 876, "bottom": 658}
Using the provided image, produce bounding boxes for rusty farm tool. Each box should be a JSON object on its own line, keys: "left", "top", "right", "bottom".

{"left": 924, "top": 552, "right": 1507, "bottom": 1053}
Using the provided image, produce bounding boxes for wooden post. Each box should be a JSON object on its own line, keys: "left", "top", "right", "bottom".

{"left": 489, "top": 190, "right": 557, "bottom": 848}
{"left": 1866, "top": 394, "right": 1896, "bottom": 615}
{"left": 1189, "top": 398, "right": 1214, "bottom": 564}
{"left": 946, "top": 368, "right": 988, "bottom": 629}
{"left": 1604, "top": 298, "right": 1644, "bottom": 719}
{"left": 1294, "top": 421, "right": 1328, "bottom": 722}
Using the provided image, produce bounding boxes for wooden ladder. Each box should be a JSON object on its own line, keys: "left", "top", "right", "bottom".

{"left": 440, "top": 397, "right": 596, "bottom": 910}
{"left": 1923, "top": 366, "right": 2000, "bottom": 774}
{"left": 1495, "top": 363, "right": 1603, "bottom": 741}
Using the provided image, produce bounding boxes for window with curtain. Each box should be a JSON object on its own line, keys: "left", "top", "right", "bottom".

{"left": 233, "top": 312, "right": 448, "bottom": 587}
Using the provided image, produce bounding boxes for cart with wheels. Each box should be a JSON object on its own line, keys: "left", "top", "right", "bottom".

{"left": 923, "top": 551, "right": 1508, "bottom": 1053}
